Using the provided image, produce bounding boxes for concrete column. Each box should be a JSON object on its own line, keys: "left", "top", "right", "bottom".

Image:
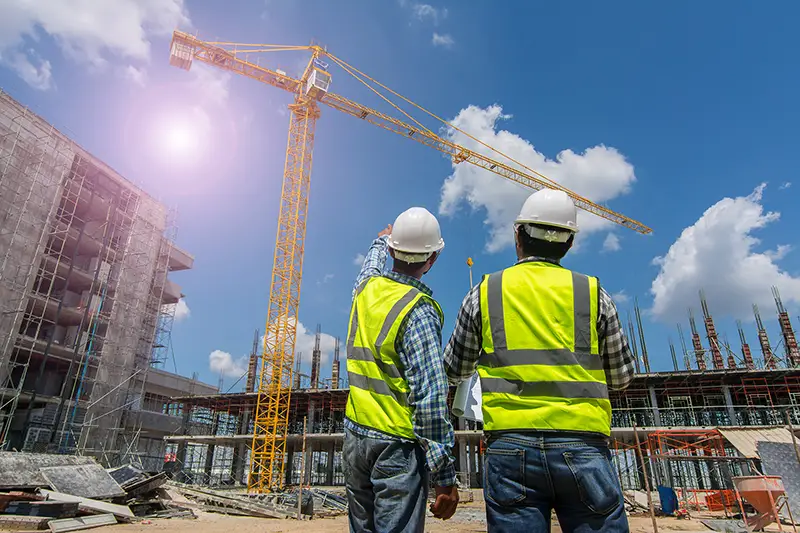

{"left": 203, "top": 413, "right": 219, "bottom": 485}
{"left": 648, "top": 386, "right": 662, "bottom": 427}
{"left": 175, "top": 408, "right": 191, "bottom": 483}
{"left": 325, "top": 441, "right": 335, "bottom": 486}
{"left": 722, "top": 385, "right": 737, "bottom": 425}
{"left": 458, "top": 438, "right": 468, "bottom": 486}
{"left": 285, "top": 443, "right": 295, "bottom": 486}
{"left": 232, "top": 410, "right": 250, "bottom": 485}
{"left": 304, "top": 444, "right": 313, "bottom": 485}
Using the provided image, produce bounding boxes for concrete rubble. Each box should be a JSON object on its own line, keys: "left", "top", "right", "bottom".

{"left": 0, "top": 452, "right": 195, "bottom": 530}
{"left": 0, "top": 451, "right": 348, "bottom": 530}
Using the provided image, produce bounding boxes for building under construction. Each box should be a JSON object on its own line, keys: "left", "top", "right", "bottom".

{"left": 0, "top": 89, "right": 215, "bottom": 466}
{"left": 165, "top": 288, "right": 800, "bottom": 503}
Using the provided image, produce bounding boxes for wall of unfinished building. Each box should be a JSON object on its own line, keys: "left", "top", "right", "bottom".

{"left": 0, "top": 89, "right": 182, "bottom": 465}
{"left": 0, "top": 91, "right": 73, "bottom": 387}
{"left": 167, "top": 368, "right": 800, "bottom": 491}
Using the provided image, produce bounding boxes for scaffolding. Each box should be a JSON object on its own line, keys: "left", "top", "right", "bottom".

{"left": 0, "top": 90, "right": 182, "bottom": 465}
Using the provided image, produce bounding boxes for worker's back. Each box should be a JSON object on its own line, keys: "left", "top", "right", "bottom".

{"left": 476, "top": 260, "right": 611, "bottom": 436}
{"left": 345, "top": 275, "right": 442, "bottom": 438}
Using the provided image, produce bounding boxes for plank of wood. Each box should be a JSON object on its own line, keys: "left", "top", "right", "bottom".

{"left": 48, "top": 514, "right": 117, "bottom": 533}
{"left": 39, "top": 490, "right": 135, "bottom": 521}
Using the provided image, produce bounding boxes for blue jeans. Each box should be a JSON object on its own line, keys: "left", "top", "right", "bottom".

{"left": 343, "top": 427, "right": 429, "bottom": 533}
{"left": 483, "top": 433, "right": 629, "bottom": 533}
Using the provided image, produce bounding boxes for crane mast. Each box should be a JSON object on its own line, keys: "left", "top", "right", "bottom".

{"left": 168, "top": 30, "right": 651, "bottom": 492}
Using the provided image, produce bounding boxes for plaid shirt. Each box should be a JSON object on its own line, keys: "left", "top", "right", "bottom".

{"left": 345, "top": 236, "right": 456, "bottom": 486}
{"left": 444, "top": 257, "right": 636, "bottom": 392}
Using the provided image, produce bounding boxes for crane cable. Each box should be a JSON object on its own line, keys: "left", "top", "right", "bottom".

{"left": 325, "top": 55, "right": 435, "bottom": 139}
{"left": 325, "top": 52, "right": 564, "bottom": 191}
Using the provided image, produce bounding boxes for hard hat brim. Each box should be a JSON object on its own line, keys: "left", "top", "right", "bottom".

{"left": 514, "top": 219, "right": 580, "bottom": 233}
{"left": 387, "top": 238, "right": 445, "bottom": 254}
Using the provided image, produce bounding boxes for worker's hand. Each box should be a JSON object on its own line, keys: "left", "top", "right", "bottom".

{"left": 430, "top": 484, "right": 459, "bottom": 520}
{"left": 378, "top": 224, "right": 392, "bottom": 238}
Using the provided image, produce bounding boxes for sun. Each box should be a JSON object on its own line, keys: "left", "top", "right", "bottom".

{"left": 159, "top": 119, "right": 200, "bottom": 155}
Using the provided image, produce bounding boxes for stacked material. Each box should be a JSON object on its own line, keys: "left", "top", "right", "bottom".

{"left": 0, "top": 452, "right": 194, "bottom": 531}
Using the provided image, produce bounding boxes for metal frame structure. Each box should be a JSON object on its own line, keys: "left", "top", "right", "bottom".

{"left": 0, "top": 89, "right": 185, "bottom": 465}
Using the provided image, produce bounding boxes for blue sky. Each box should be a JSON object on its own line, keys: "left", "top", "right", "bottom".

{"left": 2, "top": 0, "right": 799, "bottom": 387}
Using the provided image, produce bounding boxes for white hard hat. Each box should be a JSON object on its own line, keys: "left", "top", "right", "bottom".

{"left": 388, "top": 207, "right": 444, "bottom": 262}
{"left": 515, "top": 189, "right": 580, "bottom": 234}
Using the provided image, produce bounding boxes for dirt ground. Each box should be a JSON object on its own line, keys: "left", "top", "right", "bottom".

{"left": 88, "top": 505, "right": 721, "bottom": 533}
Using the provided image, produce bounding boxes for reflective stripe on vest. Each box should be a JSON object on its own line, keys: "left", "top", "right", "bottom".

{"left": 345, "top": 276, "right": 442, "bottom": 439}
{"left": 477, "top": 262, "right": 611, "bottom": 435}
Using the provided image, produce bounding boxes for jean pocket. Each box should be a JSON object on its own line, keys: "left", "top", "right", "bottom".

{"left": 563, "top": 450, "right": 620, "bottom": 515}
{"left": 485, "top": 447, "right": 526, "bottom": 506}
{"left": 373, "top": 441, "right": 413, "bottom": 478}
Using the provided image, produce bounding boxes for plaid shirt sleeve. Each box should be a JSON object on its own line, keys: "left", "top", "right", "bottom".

{"left": 353, "top": 236, "right": 389, "bottom": 297}
{"left": 598, "top": 287, "right": 636, "bottom": 391}
{"left": 397, "top": 302, "right": 457, "bottom": 487}
{"left": 443, "top": 285, "right": 482, "bottom": 386}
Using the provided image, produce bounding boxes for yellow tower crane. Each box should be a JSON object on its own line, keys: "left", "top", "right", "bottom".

{"left": 168, "top": 30, "right": 651, "bottom": 493}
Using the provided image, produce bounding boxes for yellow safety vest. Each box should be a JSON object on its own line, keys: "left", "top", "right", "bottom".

{"left": 477, "top": 261, "right": 611, "bottom": 436}
{"left": 345, "top": 276, "right": 443, "bottom": 439}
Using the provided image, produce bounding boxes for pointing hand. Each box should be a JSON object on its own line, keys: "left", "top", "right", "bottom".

{"left": 378, "top": 224, "right": 392, "bottom": 238}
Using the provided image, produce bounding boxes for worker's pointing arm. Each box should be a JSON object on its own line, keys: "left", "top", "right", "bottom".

{"left": 352, "top": 225, "right": 392, "bottom": 299}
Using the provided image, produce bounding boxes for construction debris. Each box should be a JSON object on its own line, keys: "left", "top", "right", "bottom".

{"left": 0, "top": 453, "right": 196, "bottom": 530}
{"left": 3, "top": 500, "right": 79, "bottom": 518}
{"left": 40, "top": 464, "right": 126, "bottom": 499}
{"left": 48, "top": 514, "right": 117, "bottom": 533}
{"left": 166, "top": 482, "right": 296, "bottom": 519}
{"left": 0, "top": 452, "right": 97, "bottom": 490}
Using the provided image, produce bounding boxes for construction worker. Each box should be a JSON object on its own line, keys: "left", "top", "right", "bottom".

{"left": 344, "top": 207, "right": 459, "bottom": 533}
{"left": 443, "top": 189, "right": 636, "bottom": 533}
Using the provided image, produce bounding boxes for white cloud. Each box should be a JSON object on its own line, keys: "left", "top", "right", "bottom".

{"left": 262, "top": 319, "right": 338, "bottom": 366}
{"left": 162, "top": 298, "right": 190, "bottom": 322}
{"left": 0, "top": 0, "right": 189, "bottom": 88}
{"left": 173, "top": 298, "right": 190, "bottom": 321}
{"left": 439, "top": 105, "right": 636, "bottom": 253}
{"left": 432, "top": 33, "right": 455, "bottom": 48}
{"left": 353, "top": 253, "right": 366, "bottom": 267}
{"left": 122, "top": 64, "right": 146, "bottom": 86}
{"left": 602, "top": 233, "right": 621, "bottom": 253}
{"left": 413, "top": 4, "right": 447, "bottom": 24}
{"left": 190, "top": 63, "right": 230, "bottom": 106}
{"left": 611, "top": 290, "right": 629, "bottom": 304}
{"left": 2, "top": 49, "right": 53, "bottom": 90}
{"left": 650, "top": 184, "right": 800, "bottom": 321}
{"left": 780, "top": 181, "right": 792, "bottom": 190}
{"left": 209, "top": 349, "right": 247, "bottom": 378}
{"left": 317, "top": 273, "right": 334, "bottom": 286}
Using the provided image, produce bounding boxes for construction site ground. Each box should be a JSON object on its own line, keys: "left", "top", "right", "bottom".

{"left": 84, "top": 505, "right": 753, "bottom": 533}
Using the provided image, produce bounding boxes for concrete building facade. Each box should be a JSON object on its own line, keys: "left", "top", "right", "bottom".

{"left": 0, "top": 89, "right": 213, "bottom": 466}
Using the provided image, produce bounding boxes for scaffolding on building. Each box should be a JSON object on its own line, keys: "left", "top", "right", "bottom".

{"left": 0, "top": 90, "right": 182, "bottom": 465}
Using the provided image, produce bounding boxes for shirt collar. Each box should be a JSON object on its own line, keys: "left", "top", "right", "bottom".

{"left": 516, "top": 256, "right": 562, "bottom": 266}
{"left": 385, "top": 271, "right": 433, "bottom": 296}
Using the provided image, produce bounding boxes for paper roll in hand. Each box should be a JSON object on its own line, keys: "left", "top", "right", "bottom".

{"left": 452, "top": 373, "right": 483, "bottom": 423}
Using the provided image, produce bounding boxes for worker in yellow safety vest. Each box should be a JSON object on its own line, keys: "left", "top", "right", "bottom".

{"left": 443, "top": 189, "right": 636, "bottom": 533}
{"left": 344, "top": 207, "right": 459, "bottom": 533}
